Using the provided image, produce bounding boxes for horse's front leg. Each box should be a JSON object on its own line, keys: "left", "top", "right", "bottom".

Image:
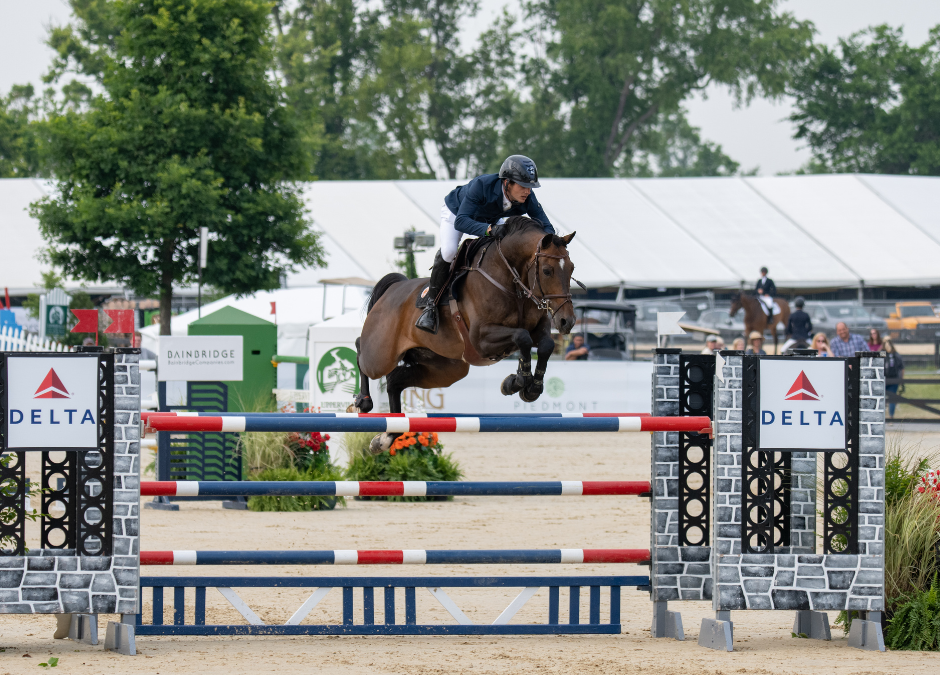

{"left": 474, "top": 325, "right": 533, "bottom": 396}
{"left": 519, "top": 329, "right": 556, "bottom": 403}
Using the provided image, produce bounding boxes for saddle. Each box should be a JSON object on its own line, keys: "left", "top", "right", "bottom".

{"left": 415, "top": 236, "right": 492, "bottom": 309}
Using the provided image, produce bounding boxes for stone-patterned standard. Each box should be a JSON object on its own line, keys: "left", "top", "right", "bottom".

{"left": 0, "top": 350, "right": 140, "bottom": 616}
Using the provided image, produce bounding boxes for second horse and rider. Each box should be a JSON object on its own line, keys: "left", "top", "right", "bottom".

{"left": 351, "top": 156, "right": 580, "bottom": 451}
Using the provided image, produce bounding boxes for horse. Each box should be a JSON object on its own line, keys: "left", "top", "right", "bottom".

{"left": 351, "top": 217, "right": 577, "bottom": 450}
{"left": 730, "top": 292, "right": 791, "bottom": 355}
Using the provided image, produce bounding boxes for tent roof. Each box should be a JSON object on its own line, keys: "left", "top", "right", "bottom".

{"left": 5, "top": 174, "right": 940, "bottom": 293}
{"left": 190, "top": 305, "right": 274, "bottom": 327}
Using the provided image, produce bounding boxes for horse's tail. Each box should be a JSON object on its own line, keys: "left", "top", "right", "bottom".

{"left": 367, "top": 273, "right": 407, "bottom": 313}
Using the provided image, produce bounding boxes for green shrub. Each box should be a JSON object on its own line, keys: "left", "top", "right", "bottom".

{"left": 247, "top": 465, "right": 346, "bottom": 512}
{"left": 887, "top": 576, "right": 940, "bottom": 651}
{"left": 345, "top": 431, "right": 463, "bottom": 501}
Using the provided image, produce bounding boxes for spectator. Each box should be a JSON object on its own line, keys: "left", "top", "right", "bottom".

{"left": 782, "top": 297, "right": 812, "bottom": 353}
{"left": 883, "top": 339, "right": 904, "bottom": 419}
{"left": 715, "top": 336, "right": 726, "bottom": 351}
{"left": 731, "top": 337, "right": 745, "bottom": 351}
{"left": 82, "top": 337, "right": 96, "bottom": 347}
{"left": 830, "top": 322, "right": 869, "bottom": 357}
{"left": 133, "top": 332, "right": 158, "bottom": 361}
{"left": 867, "top": 328, "right": 884, "bottom": 352}
{"left": 701, "top": 335, "right": 719, "bottom": 355}
{"left": 565, "top": 334, "right": 590, "bottom": 361}
{"left": 812, "top": 332, "right": 833, "bottom": 357}
{"left": 745, "top": 331, "right": 766, "bottom": 355}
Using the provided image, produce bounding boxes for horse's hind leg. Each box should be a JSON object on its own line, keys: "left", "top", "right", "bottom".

{"left": 348, "top": 337, "right": 374, "bottom": 413}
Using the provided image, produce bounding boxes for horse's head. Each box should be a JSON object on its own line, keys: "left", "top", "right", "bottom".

{"left": 498, "top": 217, "right": 578, "bottom": 334}
{"left": 530, "top": 231, "right": 578, "bottom": 334}
{"left": 729, "top": 292, "right": 744, "bottom": 317}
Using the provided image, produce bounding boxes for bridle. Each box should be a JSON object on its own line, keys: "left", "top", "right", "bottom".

{"left": 463, "top": 236, "right": 584, "bottom": 321}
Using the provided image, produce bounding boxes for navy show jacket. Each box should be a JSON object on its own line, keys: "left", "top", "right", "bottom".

{"left": 444, "top": 173, "right": 554, "bottom": 237}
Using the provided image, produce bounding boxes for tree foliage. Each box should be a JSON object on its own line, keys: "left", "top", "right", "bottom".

{"left": 32, "top": 0, "right": 324, "bottom": 333}
{"left": 500, "top": 0, "right": 814, "bottom": 177}
{"left": 789, "top": 25, "right": 940, "bottom": 175}
{"left": 0, "top": 85, "right": 43, "bottom": 178}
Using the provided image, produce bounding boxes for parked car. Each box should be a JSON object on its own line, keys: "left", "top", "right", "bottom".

{"left": 696, "top": 308, "right": 747, "bottom": 340}
{"left": 884, "top": 302, "right": 940, "bottom": 339}
{"left": 571, "top": 300, "right": 637, "bottom": 360}
{"left": 803, "top": 302, "right": 887, "bottom": 336}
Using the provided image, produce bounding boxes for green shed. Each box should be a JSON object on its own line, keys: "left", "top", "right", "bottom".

{"left": 188, "top": 306, "right": 277, "bottom": 412}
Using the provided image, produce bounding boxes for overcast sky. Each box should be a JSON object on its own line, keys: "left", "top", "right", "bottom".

{"left": 3, "top": 0, "right": 940, "bottom": 175}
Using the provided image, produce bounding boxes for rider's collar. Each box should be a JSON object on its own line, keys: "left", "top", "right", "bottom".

{"left": 501, "top": 182, "right": 512, "bottom": 211}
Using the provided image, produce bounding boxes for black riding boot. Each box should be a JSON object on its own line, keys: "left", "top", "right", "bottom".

{"left": 415, "top": 251, "right": 450, "bottom": 334}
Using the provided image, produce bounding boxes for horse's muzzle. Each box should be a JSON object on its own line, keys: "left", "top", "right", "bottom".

{"left": 554, "top": 314, "right": 574, "bottom": 335}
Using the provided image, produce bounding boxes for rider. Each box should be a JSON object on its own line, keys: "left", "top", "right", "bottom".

{"left": 755, "top": 266, "right": 776, "bottom": 322}
{"left": 415, "top": 155, "right": 555, "bottom": 334}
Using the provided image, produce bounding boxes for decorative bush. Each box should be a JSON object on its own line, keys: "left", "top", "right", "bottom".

{"left": 345, "top": 431, "right": 463, "bottom": 501}
{"left": 245, "top": 427, "right": 345, "bottom": 512}
{"left": 887, "top": 576, "right": 940, "bottom": 651}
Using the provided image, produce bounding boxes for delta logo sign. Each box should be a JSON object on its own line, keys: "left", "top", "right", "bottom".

{"left": 758, "top": 359, "right": 847, "bottom": 451}
{"left": 5, "top": 355, "right": 100, "bottom": 450}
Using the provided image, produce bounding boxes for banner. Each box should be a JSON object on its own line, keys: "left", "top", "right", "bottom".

{"left": 758, "top": 358, "right": 847, "bottom": 451}
{"left": 5, "top": 354, "right": 100, "bottom": 450}
{"left": 159, "top": 336, "right": 243, "bottom": 382}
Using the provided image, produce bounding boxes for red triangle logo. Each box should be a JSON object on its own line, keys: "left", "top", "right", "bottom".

{"left": 34, "top": 368, "right": 70, "bottom": 399}
{"left": 785, "top": 371, "right": 820, "bottom": 401}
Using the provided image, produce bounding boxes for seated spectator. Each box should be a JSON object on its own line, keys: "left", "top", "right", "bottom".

{"left": 867, "top": 328, "right": 884, "bottom": 352}
{"left": 731, "top": 336, "right": 745, "bottom": 351}
{"left": 883, "top": 338, "right": 904, "bottom": 419}
{"left": 701, "top": 335, "right": 719, "bottom": 355}
{"left": 830, "top": 322, "right": 869, "bottom": 357}
{"left": 745, "top": 331, "right": 766, "bottom": 355}
{"left": 565, "top": 334, "right": 590, "bottom": 361}
{"left": 812, "top": 332, "right": 833, "bottom": 357}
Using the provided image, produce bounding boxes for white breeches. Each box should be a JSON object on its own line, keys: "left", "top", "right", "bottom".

{"left": 440, "top": 205, "right": 462, "bottom": 263}
{"left": 759, "top": 295, "right": 774, "bottom": 312}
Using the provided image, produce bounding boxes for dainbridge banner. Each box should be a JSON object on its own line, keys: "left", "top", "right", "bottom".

{"left": 159, "top": 336, "right": 243, "bottom": 382}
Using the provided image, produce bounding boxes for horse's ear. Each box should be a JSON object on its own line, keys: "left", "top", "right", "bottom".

{"left": 540, "top": 233, "right": 554, "bottom": 249}
{"left": 562, "top": 231, "right": 575, "bottom": 245}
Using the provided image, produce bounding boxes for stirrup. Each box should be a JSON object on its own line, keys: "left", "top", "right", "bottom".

{"left": 415, "top": 305, "right": 439, "bottom": 334}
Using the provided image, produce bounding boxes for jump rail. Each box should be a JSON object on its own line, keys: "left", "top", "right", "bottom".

{"left": 141, "top": 411, "right": 652, "bottom": 420}
{"left": 146, "top": 415, "right": 712, "bottom": 434}
{"left": 140, "top": 480, "right": 652, "bottom": 498}
{"left": 140, "top": 549, "right": 651, "bottom": 566}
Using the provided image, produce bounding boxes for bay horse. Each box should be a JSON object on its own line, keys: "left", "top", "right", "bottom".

{"left": 352, "top": 217, "right": 577, "bottom": 448}
{"left": 730, "top": 292, "right": 791, "bottom": 355}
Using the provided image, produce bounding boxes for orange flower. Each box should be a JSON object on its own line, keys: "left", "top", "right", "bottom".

{"left": 418, "top": 435, "right": 428, "bottom": 446}
{"left": 430, "top": 432, "right": 439, "bottom": 445}
{"left": 390, "top": 448, "right": 396, "bottom": 456}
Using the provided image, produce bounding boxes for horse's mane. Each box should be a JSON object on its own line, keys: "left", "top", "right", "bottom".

{"left": 500, "top": 215, "right": 568, "bottom": 248}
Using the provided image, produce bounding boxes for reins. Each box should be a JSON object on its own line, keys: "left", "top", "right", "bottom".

{"left": 461, "top": 235, "right": 581, "bottom": 322}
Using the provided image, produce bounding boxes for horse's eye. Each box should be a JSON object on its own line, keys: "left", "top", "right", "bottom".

{"left": 542, "top": 267, "right": 552, "bottom": 276}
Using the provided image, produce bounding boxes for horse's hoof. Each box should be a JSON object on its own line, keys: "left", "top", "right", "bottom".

{"left": 500, "top": 374, "right": 523, "bottom": 396}
{"left": 519, "top": 383, "right": 542, "bottom": 403}
{"left": 369, "top": 433, "right": 394, "bottom": 455}
{"left": 349, "top": 394, "right": 373, "bottom": 413}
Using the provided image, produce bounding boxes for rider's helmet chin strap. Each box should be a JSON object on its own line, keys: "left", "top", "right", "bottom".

{"left": 503, "top": 179, "right": 525, "bottom": 205}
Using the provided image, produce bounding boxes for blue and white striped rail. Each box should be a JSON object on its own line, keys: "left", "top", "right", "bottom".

{"left": 141, "top": 411, "right": 651, "bottom": 422}
{"left": 141, "top": 549, "right": 651, "bottom": 566}
{"left": 146, "top": 415, "right": 711, "bottom": 434}
{"left": 140, "top": 480, "right": 651, "bottom": 497}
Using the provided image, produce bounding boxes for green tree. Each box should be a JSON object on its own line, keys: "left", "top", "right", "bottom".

{"left": 789, "top": 25, "right": 940, "bottom": 175}
{"left": 32, "top": 0, "right": 324, "bottom": 334}
{"left": 629, "top": 109, "right": 741, "bottom": 177}
{"left": 502, "top": 0, "right": 814, "bottom": 177}
{"left": 0, "top": 84, "right": 43, "bottom": 177}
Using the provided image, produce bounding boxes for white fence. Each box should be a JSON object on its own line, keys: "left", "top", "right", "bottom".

{"left": 0, "top": 325, "right": 71, "bottom": 352}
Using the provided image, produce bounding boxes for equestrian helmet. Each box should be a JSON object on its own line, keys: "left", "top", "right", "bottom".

{"left": 499, "top": 155, "right": 541, "bottom": 188}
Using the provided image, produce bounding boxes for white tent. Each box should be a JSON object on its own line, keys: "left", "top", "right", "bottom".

{"left": 6, "top": 174, "right": 940, "bottom": 294}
